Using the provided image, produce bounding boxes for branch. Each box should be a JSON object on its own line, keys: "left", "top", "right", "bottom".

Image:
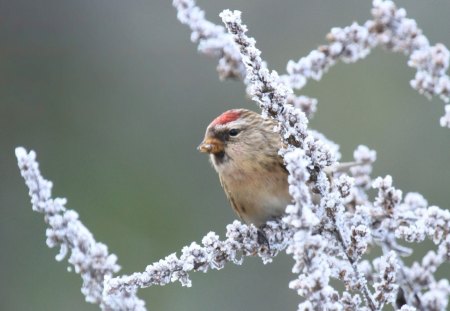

{"left": 15, "top": 147, "right": 146, "bottom": 311}
{"left": 173, "top": 0, "right": 245, "bottom": 80}
{"left": 283, "top": 0, "right": 450, "bottom": 105}
{"left": 104, "top": 221, "right": 293, "bottom": 295}
{"left": 174, "top": 0, "right": 450, "bottom": 127}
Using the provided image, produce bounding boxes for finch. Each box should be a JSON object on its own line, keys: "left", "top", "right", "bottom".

{"left": 198, "top": 109, "right": 291, "bottom": 228}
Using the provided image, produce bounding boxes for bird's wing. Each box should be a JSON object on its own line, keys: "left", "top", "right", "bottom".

{"left": 218, "top": 175, "right": 245, "bottom": 222}
{"left": 277, "top": 153, "right": 289, "bottom": 174}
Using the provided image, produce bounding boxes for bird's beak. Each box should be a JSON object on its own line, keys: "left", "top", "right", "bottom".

{"left": 197, "top": 138, "right": 224, "bottom": 154}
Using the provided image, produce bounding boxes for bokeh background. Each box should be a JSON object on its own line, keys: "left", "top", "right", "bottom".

{"left": 1, "top": 0, "right": 450, "bottom": 310}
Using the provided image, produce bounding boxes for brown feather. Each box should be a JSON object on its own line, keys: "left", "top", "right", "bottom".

{"left": 200, "top": 109, "right": 292, "bottom": 227}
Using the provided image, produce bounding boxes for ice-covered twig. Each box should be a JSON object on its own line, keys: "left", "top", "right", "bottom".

{"left": 288, "top": 0, "right": 450, "bottom": 122}
{"left": 104, "top": 220, "right": 292, "bottom": 295}
{"left": 285, "top": 0, "right": 450, "bottom": 104}
{"left": 15, "top": 147, "right": 146, "bottom": 311}
{"left": 373, "top": 251, "right": 399, "bottom": 309}
{"left": 174, "top": 0, "right": 450, "bottom": 126}
{"left": 173, "top": 0, "right": 245, "bottom": 80}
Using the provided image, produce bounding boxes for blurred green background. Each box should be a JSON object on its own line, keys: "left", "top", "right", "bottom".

{"left": 1, "top": 0, "right": 450, "bottom": 310}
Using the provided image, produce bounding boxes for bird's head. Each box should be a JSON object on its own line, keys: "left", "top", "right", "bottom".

{"left": 198, "top": 109, "right": 281, "bottom": 167}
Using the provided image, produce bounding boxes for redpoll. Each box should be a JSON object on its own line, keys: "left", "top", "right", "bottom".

{"left": 198, "top": 109, "right": 291, "bottom": 228}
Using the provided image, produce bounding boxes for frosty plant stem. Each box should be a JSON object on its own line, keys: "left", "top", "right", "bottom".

{"left": 173, "top": 0, "right": 450, "bottom": 126}
{"left": 15, "top": 147, "right": 146, "bottom": 311}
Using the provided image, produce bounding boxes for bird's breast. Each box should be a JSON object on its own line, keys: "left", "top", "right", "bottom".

{"left": 214, "top": 157, "right": 291, "bottom": 227}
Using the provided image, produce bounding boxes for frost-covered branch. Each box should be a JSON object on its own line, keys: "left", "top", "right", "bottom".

{"left": 105, "top": 220, "right": 293, "bottom": 295}
{"left": 174, "top": 0, "right": 450, "bottom": 127}
{"left": 173, "top": 0, "right": 245, "bottom": 80}
{"left": 15, "top": 147, "right": 146, "bottom": 311}
{"left": 284, "top": 0, "right": 450, "bottom": 104}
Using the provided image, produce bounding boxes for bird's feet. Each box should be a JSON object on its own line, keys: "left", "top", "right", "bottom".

{"left": 257, "top": 229, "right": 271, "bottom": 252}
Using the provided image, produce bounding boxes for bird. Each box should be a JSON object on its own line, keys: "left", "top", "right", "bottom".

{"left": 197, "top": 109, "right": 292, "bottom": 236}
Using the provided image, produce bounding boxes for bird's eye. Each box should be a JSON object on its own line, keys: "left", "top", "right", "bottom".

{"left": 229, "top": 129, "right": 240, "bottom": 136}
